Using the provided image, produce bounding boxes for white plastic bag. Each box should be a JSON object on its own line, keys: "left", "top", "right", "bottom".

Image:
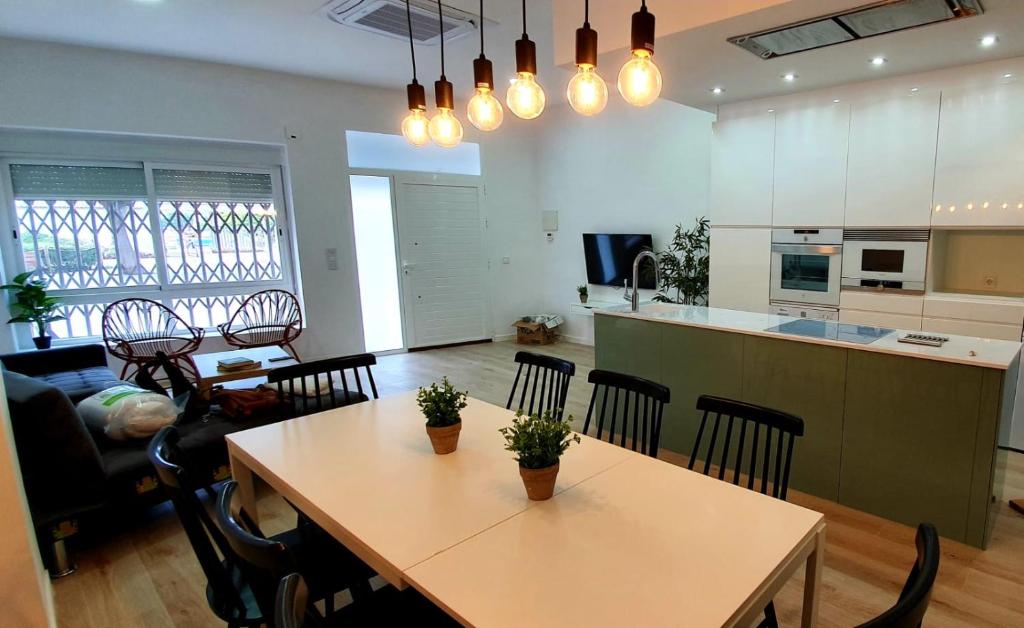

{"left": 78, "top": 385, "right": 181, "bottom": 441}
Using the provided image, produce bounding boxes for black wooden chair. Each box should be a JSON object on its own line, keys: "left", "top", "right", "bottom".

{"left": 687, "top": 395, "right": 805, "bottom": 628}
{"left": 581, "top": 369, "right": 670, "bottom": 457}
{"left": 147, "top": 427, "right": 264, "bottom": 627}
{"left": 215, "top": 480, "right": 376, "bottom": 621}
{"left": 276, "top": 573, "right": 311, "bottom": 628}
{"left": 267, "top": 353, "right": 379, "bottom": 417}
{"left": 857, "top": 523, "right": 940, "bottom": 628}
{"left": 688, "top": 395, "right": 805, "bottom": 501}
{"left": 505, "top": 351, "right": 575, "bottom": 419}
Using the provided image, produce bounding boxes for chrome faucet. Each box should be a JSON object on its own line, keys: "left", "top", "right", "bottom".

{"left": 630, "top": 250, "right": 661, "bottom": 312}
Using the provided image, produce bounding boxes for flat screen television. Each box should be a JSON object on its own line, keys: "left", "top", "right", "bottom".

{"left": 582, "top": 233, "right": 655, "bottom": 289}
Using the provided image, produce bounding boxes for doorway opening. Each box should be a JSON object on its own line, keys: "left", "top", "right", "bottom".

{"left": 349, "top": 175, "right": 404, "bottom": 353}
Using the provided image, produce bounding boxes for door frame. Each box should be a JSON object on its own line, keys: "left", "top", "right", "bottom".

{"left": 347, "top": 168, "right": 490, "bottom": 351}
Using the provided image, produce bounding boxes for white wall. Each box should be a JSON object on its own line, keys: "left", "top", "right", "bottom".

{"left": 533, "top": 97, "right": 714, "bottom": 343}
{"left": 0, "top": 36, "right": 542, "bottom": 358}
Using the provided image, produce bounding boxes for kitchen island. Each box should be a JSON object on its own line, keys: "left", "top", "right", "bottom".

{"left": 594, "top": 303, "right": 1022, "bottom": 548}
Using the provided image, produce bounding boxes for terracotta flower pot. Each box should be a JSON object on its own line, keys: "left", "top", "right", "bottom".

{"left": 425, "top": 422, "right": 462, "bottom": 455}
{"left": 519, "top": 462, "right": 560, "bottom": 501}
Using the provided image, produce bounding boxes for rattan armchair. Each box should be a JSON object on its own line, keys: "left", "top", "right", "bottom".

{"left": 102, "top": 298, "right": 205, "bottom": 381}
{"left": 217, "top": 289, "right": 303, "bottom": 360}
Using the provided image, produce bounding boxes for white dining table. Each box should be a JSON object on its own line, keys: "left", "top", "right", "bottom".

{"left": 226, "top": 391, "right": 825, "bottom": 627}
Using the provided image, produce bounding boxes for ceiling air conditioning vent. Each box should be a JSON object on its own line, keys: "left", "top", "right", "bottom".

{"left": 729, "top": 0, "right": 985, "bottom": 59}
{"left": 321, "top": 0, "right": 478, "bottom": 45}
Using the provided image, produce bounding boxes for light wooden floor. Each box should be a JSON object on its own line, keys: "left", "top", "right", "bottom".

{"left": 52, "top": 340, "right": 1024, "bottom": 627}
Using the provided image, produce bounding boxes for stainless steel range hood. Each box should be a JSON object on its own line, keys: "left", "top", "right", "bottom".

{"left": 729, "top": 0, "right": 985, "bottom": 59}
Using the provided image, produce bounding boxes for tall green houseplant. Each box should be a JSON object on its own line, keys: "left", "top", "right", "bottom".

{"left": 2, "top": 271, "right": 64, "bottom": 349}
{"left": 653, "top": 217, "right": 710, "bottom": 306}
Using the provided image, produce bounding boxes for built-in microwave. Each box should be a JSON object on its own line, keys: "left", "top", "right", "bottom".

{"left": 770, "top": 228, "right": 843, "bottom": 307}
{"left": 841, "top": 229, "right": 929, "bottom": 293}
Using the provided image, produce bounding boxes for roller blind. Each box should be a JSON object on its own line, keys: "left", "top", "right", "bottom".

{"left": 153, "top": 169, "right": 274, "bottom": 201}
{"left": 9, "top": 164, "right": 147, "bottom": 199}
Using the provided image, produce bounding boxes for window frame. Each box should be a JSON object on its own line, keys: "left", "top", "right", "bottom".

{"left": 0, "top": 157, "right": 298, "bottom": 348}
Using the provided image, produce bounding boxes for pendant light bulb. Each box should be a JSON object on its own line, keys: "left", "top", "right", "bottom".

{"left": 428, "top": 0, "right": 462, "bottom": 148}
{"left": 568, "top": 4, "right": 606, "bottom": 116}
{"left": 467, "top": 4, "right": 503, "bottom": 132}
{"left": 618, "top": 51, "right": 661, "bottom": 107}
{"left": 618, "top": 2, "right": 662, "bottom": 107}
{"left": 429, "top": 107, "right": 464, "bottom": 148}
{"left": 507, "top": 1, "right": 545, "bottom": 120}
{"left": 468, "top": 86, "right": 504, "bottom": 131}
{"left": 507, "top": 72, "right": 546, "bottom": 120}
{"left": 402, "top": 108, "right": 431, "bottom": 146}
{"left": 567, "top": 66, "right": 608, "bottom": 116}
{"left": 400, "top": 1, "right": 430, "bottom": 146}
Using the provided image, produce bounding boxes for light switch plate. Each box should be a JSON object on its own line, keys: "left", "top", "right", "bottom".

{"left": 541, "top": 210, "right": 558, "bottom": 232}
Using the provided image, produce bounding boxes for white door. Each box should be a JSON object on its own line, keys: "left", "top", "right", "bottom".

{"left": 396, "top": 182, "right": 488, "bottom": 349}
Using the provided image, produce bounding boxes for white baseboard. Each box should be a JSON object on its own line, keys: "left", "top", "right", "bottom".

{"left": 559, "top": 334, "right": 593, "bottom": 346}
{"left": 493, "top": 332, "right": 593, "bottom": 346}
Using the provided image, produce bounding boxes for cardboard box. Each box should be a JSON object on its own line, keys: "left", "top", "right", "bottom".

{"left": 512, "top": 315, "right": 563, "bottom": 345}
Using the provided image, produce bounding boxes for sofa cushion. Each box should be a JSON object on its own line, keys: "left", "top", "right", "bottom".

{"left": 2, "top": 370, "right": 107, "bottom": 525}
{"left": 101, "top": 413, "right": 284, "bottom": 498}
{"left": 34, "top": 366, "right": 124, "bottom": 403}
{"left": 0, "top": 344, "right": 109, "bottom": 377}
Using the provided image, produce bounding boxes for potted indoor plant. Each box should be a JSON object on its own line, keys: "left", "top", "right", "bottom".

{"left": 652, "top": 217, "right": 710, "bottom": 305}
{"left": 577, "top": 284, "right": 588, "bottom": 304}
{"left": 417, "top": 377, "right": 468, "bottom": 455}
{"left": 2, "top": 271, "right": 64, "bottom": 350}
{"left": 499, "top": 410, "right": 581, "bottom": 500}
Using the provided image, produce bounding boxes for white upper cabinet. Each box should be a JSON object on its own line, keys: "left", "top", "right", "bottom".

{"left": 710, "top": 113, "right": 775, "bottom": 227}
{"left": 772, "top": 103, "right": 850, "bottom": 227}
{"left": 845, "top": 92, "right": 940, "bottom": 227}
{"left": 933, "top": 82, "right": 1024, "bottom": 226}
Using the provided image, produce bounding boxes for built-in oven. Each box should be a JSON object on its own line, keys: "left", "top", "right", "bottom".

{"left": 841, "top": 229, "right": 929, "bottom": 294}
{"left": 770, "top": 228, "right": 843, "bottom": 308}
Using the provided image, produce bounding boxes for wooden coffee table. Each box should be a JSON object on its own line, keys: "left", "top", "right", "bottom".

{"left": 193, "top": 346, "right": 298, "bottom": 395}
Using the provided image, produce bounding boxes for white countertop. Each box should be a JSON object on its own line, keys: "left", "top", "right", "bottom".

{"left": 596, "top": 303, "right": 1023, "bottom": 370}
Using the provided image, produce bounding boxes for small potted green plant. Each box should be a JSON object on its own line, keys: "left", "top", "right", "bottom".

{"left": 417, "top": 377, "right": 468, "bottom": 455}
{"left": 577, "top": 284, "right": 588, "bottom": 304}
{"left": 499, "top": 410, "right": 581, "bottom": 500}
{"left": 2, "top": 271, "right": 64, "bottom": 350}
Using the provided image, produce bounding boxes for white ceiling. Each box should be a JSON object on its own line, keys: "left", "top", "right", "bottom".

{"left": 1, "top": 0, "right": 1022, "bottom": 113}
{"left": 586, "top": 0, "right": 1024, "bottom": 111}
{"left": 0, "top": 0, "right": 566, "bottom": 100}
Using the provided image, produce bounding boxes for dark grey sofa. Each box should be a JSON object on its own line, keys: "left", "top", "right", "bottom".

{"left": 0, "top": 344, "right": 288, "bottom": 575}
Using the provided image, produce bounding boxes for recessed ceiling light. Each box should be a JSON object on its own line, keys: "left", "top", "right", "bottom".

{"left": 782, "top": 73, "right": 797, "bottom": 82}
{"left": 910, "top": 87, "right": 920, "bottom": 92}
{"left": 871, "top": 56, "right": 887, "bottom": 66}
{"left": 711, "top": 87, "right": 724, "bottom": 95}
{"left": 832, "top": 98, "right": 841, "bottom": 103}
{"left": 767, "top": 109, "right": 775, "bottom": 113}
{"left": 1004, "top": 73, "right": 1013, "bottom": 79}
{"left": 980, "top": 34, "right": 998, "bottom": 48}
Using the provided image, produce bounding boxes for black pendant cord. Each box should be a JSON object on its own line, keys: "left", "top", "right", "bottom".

{"left": 585, "top": 0, "right": 589, "bottom": 25}
{"left": 406, "top": 0, "right": 417, "bottom": 81}
{"left": 437, "top": 0, "right": 446, "bottom": 79}
{"left": 521, "top": 0, "right": 527, "bottom": 37}
{"left": 479, "top": 0, "right": 484, "bottom": 54}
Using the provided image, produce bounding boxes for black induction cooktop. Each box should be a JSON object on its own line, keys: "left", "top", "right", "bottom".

{"left": 764, "top": 319, "right": 894, "bottom": 345}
